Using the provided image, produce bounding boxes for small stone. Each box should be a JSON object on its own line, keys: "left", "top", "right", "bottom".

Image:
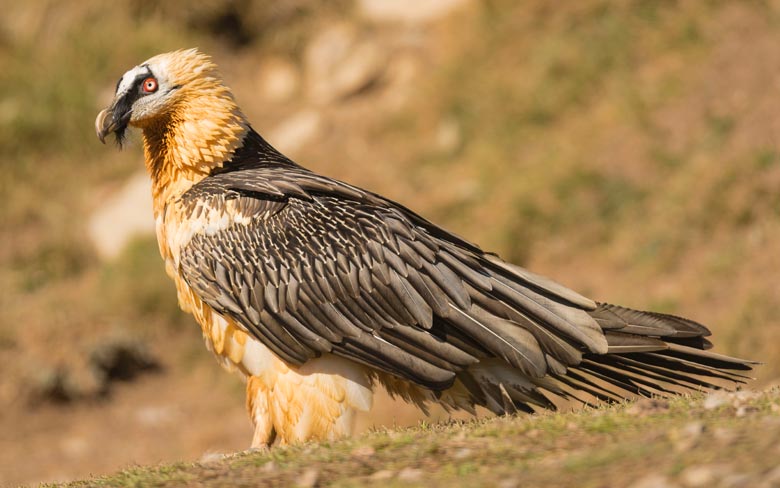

{"left": 296, "top": 467, "right": 319, "bottom": 488}
{"left": 369, "top": 470, "right": 394, "bottom": 480}
{"left": 453, "top": 447, "right": 472, "bottom": 460}
{"left": 397, "top": 467, "right": 423, "bottom": 481}
{"left": 628, "top": 474, "right": 678, "bottom": 488}
{"left": 679, "top": 464, "right": 729, "bottom": 487}
{"left": 136, "top": 405, "right": 176, "bottom": 427}
{"left": 703, "top": 391, "right": 730, "bottom": 410}
{"left": 736, "top": 405, "right": 759, "bottom": 417}
{"left": 199, "top": 451, "right": 227, "bottom": 464}
{"left": 682, "top": 421, "right": 705, "bottom": 436}
{"left": 628, "top": 398, "right": 670, "bottom": 416}
{"left": 731, "top": 390, "right": 762, "bottom": 405}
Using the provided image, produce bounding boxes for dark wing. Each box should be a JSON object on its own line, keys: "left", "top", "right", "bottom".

{"left": 177, "top": 164, "right": 608, "bottom": 393}
{"left": 178, "top": 141, "right": 754, "bottom": 414}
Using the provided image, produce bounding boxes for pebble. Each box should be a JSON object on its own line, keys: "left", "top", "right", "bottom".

{"left": 703, "top": 391, "right": 731, "bottom": 410}
{"left": 453, "top": 447, "right": 472, "bottom": 460}
{"left": 369, "top": 469, "right": 394, "bottom": 480}
{"left": 679, "top": 464, "right": 730, "bottom": 487}
{"left": 628, "top": 398, "right": 671, "bottom": 416}
{"left": 199, "top": 451, "right": 227, "bottom": 464}
{"left": 735, "top": 405, "right": 759, "bottom": 417}
{"left": 397, "top": 467, "right": 423, "bottom": 481}
{"left": 135, "top": 405, "right": 175, "bottom": 427}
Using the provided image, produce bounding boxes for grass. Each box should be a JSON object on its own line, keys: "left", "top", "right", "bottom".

{"left": 58, "top": 389, "right": 780, "bottom": 487}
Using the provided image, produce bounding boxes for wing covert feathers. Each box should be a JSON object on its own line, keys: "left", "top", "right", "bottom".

{"left": 175, "top": 129, "right": 755, "bottom": 417}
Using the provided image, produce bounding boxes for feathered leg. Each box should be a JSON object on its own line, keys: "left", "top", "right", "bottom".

{"left": 247, "top": 376, "right": 276, "bottom": 448}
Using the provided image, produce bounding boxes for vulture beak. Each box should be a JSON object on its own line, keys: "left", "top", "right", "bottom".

{"left": 95, "top": 96, "right": 132, "bottom": 145}
{"left": 95, "top": 107, "right": 116, "bottom": 144}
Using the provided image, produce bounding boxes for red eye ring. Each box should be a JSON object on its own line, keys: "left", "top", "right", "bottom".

{"left": 142, "top": 77, "right": 158, "bottom": 93}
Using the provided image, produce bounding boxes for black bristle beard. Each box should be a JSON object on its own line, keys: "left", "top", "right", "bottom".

{"left": 114, "top": 125, "right": 128, "bottom": 148}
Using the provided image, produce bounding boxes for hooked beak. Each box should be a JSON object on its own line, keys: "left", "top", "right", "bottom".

{"left": 95, "top": 101, "right": 131, "bottom": 145}
{"left": 95, "top": 108, "right": 116, "bottom": 144}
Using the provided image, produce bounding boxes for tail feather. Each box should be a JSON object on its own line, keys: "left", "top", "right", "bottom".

{"left": 590, "top": 303, "right": 711, "bottom": 338}
{"left": 560, "top": 370, "right": 623, "bottom": 403}
{"left": 664, "top": 344, "right": 754, "bottom": 370}
{"left": 603, "top": 330, "right": 668, "bottom": 353}
{"left": 581, "top": 359, "right": 680, "bottom": 394}
{"left": 447, "top": 301, "right": 755, "bottom": 416}
{"left": 573, "top": 360, "right": 657, "bottom": 397}
{"left": 593, "top": 354, "right": 722, "bottom": 391}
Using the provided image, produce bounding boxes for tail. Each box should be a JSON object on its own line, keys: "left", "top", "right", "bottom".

{"left": 565, "top": 303, "right": 755, "bottom": 403}
{"left": 448, "top": 302, "right": 755, "bottom": 415}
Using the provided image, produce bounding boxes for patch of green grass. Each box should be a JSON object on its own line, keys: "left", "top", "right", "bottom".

{"left": 59, "top": 389, "right": 780, "bottom": 487}
{"left": 754, "top": 148, "right": 780, "bottom": 169}
{"left": 563, "top": 441, "right": 651, "bottom": 473}
{"left": 62, "top": 462, "right": 195, "bottom": 488}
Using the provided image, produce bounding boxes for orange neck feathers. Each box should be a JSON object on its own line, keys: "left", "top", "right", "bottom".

{"left": 139, "top": 53, "right": 249, "bottom": 215}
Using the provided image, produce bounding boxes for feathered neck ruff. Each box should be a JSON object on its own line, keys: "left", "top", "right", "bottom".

{"left": 140, "top": 65, "right": 249, "bottom": 215}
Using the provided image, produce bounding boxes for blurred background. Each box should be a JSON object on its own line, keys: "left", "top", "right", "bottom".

{"left": 2, "top": 0, "right": 780, "bottom": 484}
